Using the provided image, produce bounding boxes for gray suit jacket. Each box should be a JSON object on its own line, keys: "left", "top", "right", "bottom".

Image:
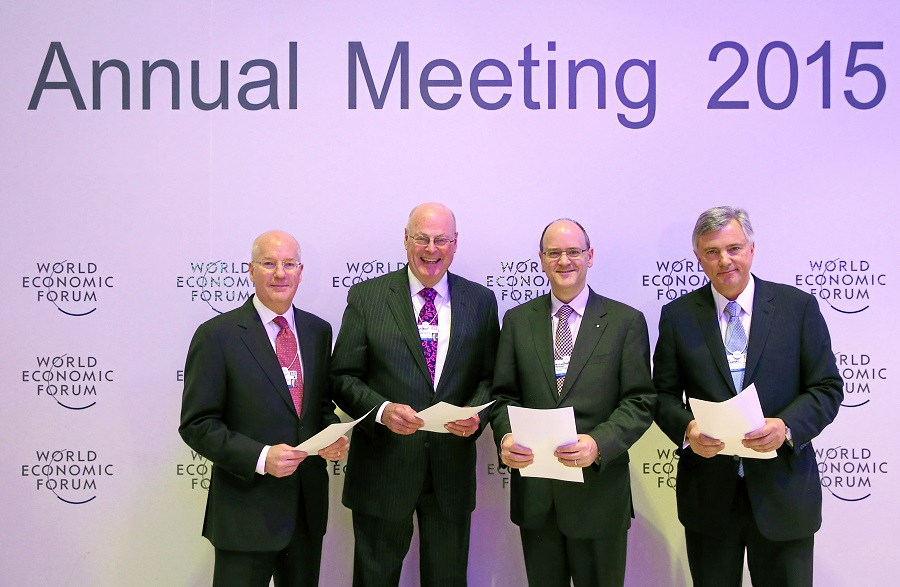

{"left": 490, "top": 289, "right": 656, "bottom": 539}
{"left": 331, "top": 269, "right": 500, "bottom": 520}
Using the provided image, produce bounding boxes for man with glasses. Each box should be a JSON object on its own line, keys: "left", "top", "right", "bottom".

{"left": 331, "top": 202, "right": 500, "bottom": 586}
{"left": 653, "top": 207, "right": 842, "bottom": 586}
{"left": 180, "top": 230, "right": 348, "bottom": 586}
{"left": 490, "top": 218, "right": 655, "bottom": 586}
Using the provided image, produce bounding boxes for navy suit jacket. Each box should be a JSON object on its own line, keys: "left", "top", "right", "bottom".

{"left": 330, "top": 269, "right": 500, "bottom": 521}
{"left": 653, "top": 277, "right": 843, "bottom": 541}
{"left": 179, "top": 296, "right": 339, "bottom": 551}
{"left": 490, "top": 289, "right": 656, "bottom": 539}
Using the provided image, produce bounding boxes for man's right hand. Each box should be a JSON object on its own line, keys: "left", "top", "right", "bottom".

{"left": 383, "top": 403, "right": 424, "bottom": 435}
{"left": 265, "top": 444, "right": 307, "bottom": 477}
{"left": 500, "top": 434, "right": 534, "bottom": 469}
{"left": 686, "top": 420, "right": 725, "bottom": 458}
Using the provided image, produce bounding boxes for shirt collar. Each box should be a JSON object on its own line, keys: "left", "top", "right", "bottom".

{"left": 407, "top": 268, "right": 450, "bottom": 301}
{"left": 711, "top": 274, "right": 755, "bottom": 318}
{"left": 252, "top": 294, "right": 296, "bottom": 329}
{"left": 550, "top": 286, "right": 590, "bottom": 317}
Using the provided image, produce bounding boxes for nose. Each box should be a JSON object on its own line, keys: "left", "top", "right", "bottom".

{"left": 274, "top": 263, "right": 286, "bottom": 277}
{"left": 558, "top": 253, "right": 573, "bottom": 266}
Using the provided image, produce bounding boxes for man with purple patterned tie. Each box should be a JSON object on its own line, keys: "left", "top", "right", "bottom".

{"left": 490, "top": 218, "right": 656, "bottom": 586}
{"left": 180, "top": 230, "right": 348, "bottom": 587}
{"left": 331, "top": 203, "right": 500, "bottom": 587}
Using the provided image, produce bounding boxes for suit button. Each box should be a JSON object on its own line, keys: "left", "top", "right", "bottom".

{"left": 424, "top": 442, "right": 430, "bottom": 448}
{"left": 733, "top": 456, "right": 740, "bottom": 462}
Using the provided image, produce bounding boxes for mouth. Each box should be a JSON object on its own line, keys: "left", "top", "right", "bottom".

{"left": 420, "top": 257, "right": 441, "bottom": 265}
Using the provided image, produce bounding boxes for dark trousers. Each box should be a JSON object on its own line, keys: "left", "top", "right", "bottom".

{"left": 685, "top": 477, "right": 814, "bottom": 587}
{"left": 351, "top": 469, "right": 471, "bottom": 587}
{"left": 519, "top": 516, "right": 627, "bottom": 587}
{"left": 212, "top": 503, "right": 322, "bottom": 587}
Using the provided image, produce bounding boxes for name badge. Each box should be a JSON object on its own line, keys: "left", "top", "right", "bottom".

{"left": 418, "top": 322, "right": 439, "bottom": 341}
{"left": 554, "top": 355, "right": 571, "bottom": 377}
{"left": 727, "top": 350, "right": 746, "bottom": 380}
{"left": 282, "top": 367, "right": 298, "bottom": 388}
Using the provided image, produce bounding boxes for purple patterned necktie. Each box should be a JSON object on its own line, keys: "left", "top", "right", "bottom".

{"left": 273, "top": 316, "right": 303, "bottom": 415}
{"left": 419, "top": 288, "right": 438, "bottom": 384}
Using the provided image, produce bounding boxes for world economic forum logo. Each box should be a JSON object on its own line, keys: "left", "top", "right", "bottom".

{"left": 22, "top": 261, "right": 113, "bottom": 316}
{"left": 796, "top": 259, "right": 886, "bottom": 314}
{"left": 485, "top": 259, "right": 550, "bottom": 309}
{"left": 816, "top": 445, "right": 887, "bottom": 502}
{"left": 641, "top": 258, "right": 708, "bottom": 304}
{"left": 22, "top": 354, "right": 113, "bottom": 411}
{"left": 21, "top": 449, "right": 113, "bottom": 505}
{"left": 834, "top": 350, "right": 886, "bottom": 409}
{"left": 331, "top": 260, "right": 407, "bottom": 288}
{"left": 176, "top": 260, "right": 252, "bottom": 314}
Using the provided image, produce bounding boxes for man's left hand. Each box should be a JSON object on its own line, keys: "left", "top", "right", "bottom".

{"left": 555, "top": 434, "right": 599, "bottom": 468}
{"left": 743, "top": 418, "right": 787, "bottom": 452}
{"left": 445, "top": 414, "right": 479, "bottom": 437}
{"left": 318, "top": 435, "right": 350, "bottom": 461}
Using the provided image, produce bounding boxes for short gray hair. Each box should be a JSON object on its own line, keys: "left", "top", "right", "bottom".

{"left": 692, "top": 207, "right": 754, "bottom": 252}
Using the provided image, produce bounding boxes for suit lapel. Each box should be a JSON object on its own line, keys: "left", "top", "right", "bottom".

{"left": 437, "top": 274, "right": 466, "bottom": 399}
{"left": 294, "top": 308, "right": 318, "bottom": 417}
{"left": 386, "top": 270, "right": 432, "bottom": 383}
{"left": 527, "top": 296, "right": 558, "bottom": 403}
{"left": 238, "top": 298, "right": 298, "bottom": 414}
{"left": 745, "top": 277, "right": 775, "bottom": 388}
{"left": 694, "top": 285, "right": 737, "bottom": 397}
{"left": 558, "top": 290, "right": 608, "bottom": 403}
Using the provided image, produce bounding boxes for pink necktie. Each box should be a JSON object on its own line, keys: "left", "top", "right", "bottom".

{"left": 273, "top": 316, "right": 303, "bottom": 415}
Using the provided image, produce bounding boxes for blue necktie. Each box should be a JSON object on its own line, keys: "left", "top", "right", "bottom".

{"left": 724, "top": 301, "right": 747, "bottom": 476}
{"left": 724, "top": 301, "right": 747, "bottom": 392}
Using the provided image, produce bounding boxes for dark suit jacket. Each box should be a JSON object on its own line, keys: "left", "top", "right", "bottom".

{"left": 490, "top": 289, "right": 656, "bottom": 539}
{"left": 653, "top": 278, "right": 843, "bottom": 541}
{"left": 179, "top": 296, "right": 339, "bottom": 551}
{"left": 331, "top": 269, "right": 499, "bottom": 521}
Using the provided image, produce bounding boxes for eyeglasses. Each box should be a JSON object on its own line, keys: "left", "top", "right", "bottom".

{"left": 253, "top": 260, "right": 301, "bottom": 273}
{"left": 409, "top": 235, "right": 456, "bottom": 248}
{"left": 542, "top": 248, "right": 588, "bottom": 261}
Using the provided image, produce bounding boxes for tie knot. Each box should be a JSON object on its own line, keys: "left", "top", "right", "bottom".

{"left": 557, "top": 304, "right": 574, "bottom": 321}
{"left": 725, "top": 301, "right": 741, "bottom": 319}
{"left": 420, "top": 288, "right": 437, "bottom": 303}
{"left": 273, "top": 316, "right": 290, "bottom": 330}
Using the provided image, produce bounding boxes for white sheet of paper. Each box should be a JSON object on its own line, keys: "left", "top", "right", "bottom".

{"left": 508, "top": 406, "right": 583, "bottom": 483}
{"left": 688, "top": 384, "right": 776, "bottom": 459}
{"left": 294, "top": 408, "right": 374, "bottom": 453}
{"left": 416, "top": 401, "right": 495, "bottom": 433}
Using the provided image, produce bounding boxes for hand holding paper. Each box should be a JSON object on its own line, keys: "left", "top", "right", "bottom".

{"left": 688, "top": 384, "right": 776, "bottom": 459}
{"left": 416, "top": 401, "right": 494, "bottom": 434}
{"left": 294, "top": 408, "right": 373, "bottom": 454}
{"left": 507, "top": 406, "right": 583, "bottom": 483}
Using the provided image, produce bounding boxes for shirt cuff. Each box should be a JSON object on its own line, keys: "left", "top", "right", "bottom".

{"left": 256, "top": 445, "right": 270, "bottom": 475}
{"left": 376, "top": 401, "right": 389, "bottom": 425}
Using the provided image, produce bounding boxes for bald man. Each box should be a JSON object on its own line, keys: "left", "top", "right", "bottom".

{"left": 331, "top": 203, "right": 500, "bottom": 586}
{"left": 180, "top": 230, "right": 348, "bottom": 586}
{"left": 490, "top": 219, "right": 655, "bottom": 586}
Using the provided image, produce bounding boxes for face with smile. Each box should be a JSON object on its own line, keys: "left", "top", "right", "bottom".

{"left": 248, "top": 230, "right": 303, "bottom": 315}
{"left": 404, "top": 203, "right": 458, "bottom": 288}
{"left": 540, "top": 220, "right": 594, "bottom": 303}
{"left": 695, "top": 219, "right": 755, "bottom": 300}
